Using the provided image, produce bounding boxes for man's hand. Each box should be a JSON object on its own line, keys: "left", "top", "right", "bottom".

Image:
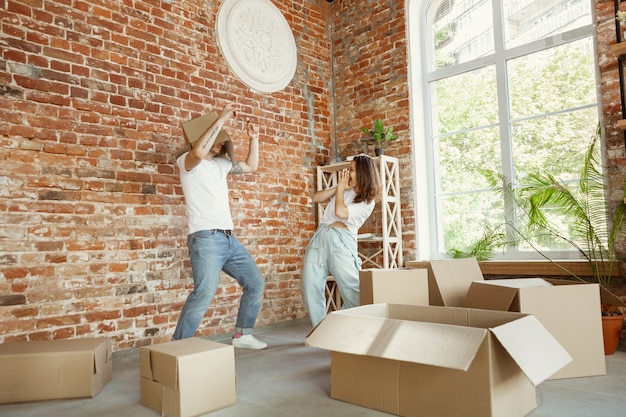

{"left": 219, "top": 102, "right": 238, "bottom": 123}
{"left": 247, "top": 120, "right": 259, "bottom": 141}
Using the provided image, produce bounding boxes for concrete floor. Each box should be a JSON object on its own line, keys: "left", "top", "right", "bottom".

{"left": 1, "top": 318, "right": 626, "bottom": 417}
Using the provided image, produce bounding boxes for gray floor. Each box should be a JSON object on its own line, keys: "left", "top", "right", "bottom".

{"left": 1, "top": 318, "right": 625, "bottom": 417}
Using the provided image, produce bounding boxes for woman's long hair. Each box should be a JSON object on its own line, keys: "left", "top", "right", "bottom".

{"left": 353, "top": 155, "right": 381, "bottom": 204}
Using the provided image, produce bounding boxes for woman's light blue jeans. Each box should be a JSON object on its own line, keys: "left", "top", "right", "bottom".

{"left": 172, "top": 229, "right": 265, "bottom": 340}
{"left": 302, "top": 225, "right": 361, "bottom": 327}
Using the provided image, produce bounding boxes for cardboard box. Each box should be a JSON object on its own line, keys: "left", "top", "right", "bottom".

{"left": 463, "top": 278, "right": 618, "bottom": 379}
{"left": 406, "top": 258, "right": 483, "bottom": 306}
{"left": 0, "top": 338, "right": 112, "bottom": 404}
{"left": 181, "top": 112, "right": 229, "bottom": 147}
{"left": 305, "top": 303, "right": 571, "bottom": 417}
{"left": 360, "top": 268, "right": 429, "bottom": 306}
{"left": 140, "top": 337, "right": 236, "bottom": 417}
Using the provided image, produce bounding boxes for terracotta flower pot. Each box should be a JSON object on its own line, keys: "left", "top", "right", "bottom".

{"left": 601, "top": 314, "right": 624, "bottom": 355}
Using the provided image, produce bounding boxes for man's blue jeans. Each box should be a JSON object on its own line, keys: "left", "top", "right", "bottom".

{"left": 172, "top": 230, "right": 265, "bottom": 340}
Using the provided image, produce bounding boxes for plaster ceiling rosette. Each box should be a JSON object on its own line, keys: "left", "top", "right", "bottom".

{"left": 216, "top": 0, "right": 297, "bottom": 94}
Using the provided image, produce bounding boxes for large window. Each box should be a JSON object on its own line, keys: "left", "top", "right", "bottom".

{"left": 416, "top": 0, "right": 599, "bottom": 259}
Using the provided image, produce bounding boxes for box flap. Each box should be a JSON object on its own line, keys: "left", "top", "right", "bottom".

{"left": 490, "top": 315, "right": 572, "bottom": 385}
{"left": 481, "top": 278, "right": 553, "bottom": 288}
{"left": 430, "top": 258, "right": 484, "bottom": 306}
{"left": 463, "top": 281, "right": 519, "bottom": 311}
{"left": 599, "top": 286, "right": 626, "bottom": 307}
{"left": 305, "top": 305, "right": 488, "bottom": 371}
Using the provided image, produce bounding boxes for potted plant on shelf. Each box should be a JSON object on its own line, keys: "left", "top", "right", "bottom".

{"left": 360, "top": 118, "right": 399, "bottom": 156}
{"left": 449, "top": 124, "right": 626, "bottom": 354}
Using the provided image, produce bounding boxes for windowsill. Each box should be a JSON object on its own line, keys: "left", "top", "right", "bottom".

{"left": 478, "top": 260, "right": 623, "bottom": 278}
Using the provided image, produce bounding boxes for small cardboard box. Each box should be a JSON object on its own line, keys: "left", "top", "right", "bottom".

{"left": 359, "top": 268, "right": 429, "bottom": 306}
{"left": 463, "top": 278, "right": 620, "bottom": 379}
{"left": 406, "top": 258, "right": 483, "bottom": 306}
{"left": 305, "top": 303, "right": 571, "bottom": 417}
{"left": 0, "top": 338, "right": 112, "bottom": 404}
{"left": 139, "top": 337, "right": 236, "bottom": 417}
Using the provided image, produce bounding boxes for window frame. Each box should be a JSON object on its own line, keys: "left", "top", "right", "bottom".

{"left": 408, "top": 0, "right": 601, "bottom": 261}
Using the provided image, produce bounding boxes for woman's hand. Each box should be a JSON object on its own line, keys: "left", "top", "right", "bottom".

{"left": 337, "top": 168, "right": 350, "bottom": 191}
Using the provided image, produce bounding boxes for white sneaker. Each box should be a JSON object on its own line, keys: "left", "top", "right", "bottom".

{"left": 231, "top": 334, "right": 267, "bottom": 350}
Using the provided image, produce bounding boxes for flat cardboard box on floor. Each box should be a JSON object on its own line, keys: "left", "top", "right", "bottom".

{"left": 0, "top": 337, "right": 112, "bottom": 404}
{"left": 140, "top": 337, "right": 236, "bottom": 417}
{"left": 405, "top": 258, "right": 483, "bottom": 306}
{"left": 464, "top": 277, "right": 623, "bottom": 379}
{"left": 359, "top": 268, "right": 429, "bottom": 306}
{"left": 305, "top": 303, "right": 571, "bottom": 417}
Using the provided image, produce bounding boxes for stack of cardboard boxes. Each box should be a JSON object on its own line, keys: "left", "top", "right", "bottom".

{"left": 306, "top": 258, "right": 619, "bottom": 417}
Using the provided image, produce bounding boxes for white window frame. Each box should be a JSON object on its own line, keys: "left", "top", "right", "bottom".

{"left": 407, "top": 0, "right": 600, "bottom": 260}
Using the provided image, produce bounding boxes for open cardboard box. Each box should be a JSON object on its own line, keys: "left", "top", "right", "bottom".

{"left": 464, "top": 277, "right": 625, "bottom": 379}
{"left": 359, "top": 268, "right": 429, "bottom": 306}
{"left": 0, "top": 338, "right": 112, "bottom": 404}
{"left": 140, "top": 337, "right": 236, "bottom": 417}
{"left": 305, "top": 303, "right": 571, "bottom": 417}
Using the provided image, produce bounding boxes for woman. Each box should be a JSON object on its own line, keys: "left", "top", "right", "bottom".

{"left": 302, "top": 154, "right": 381, "bottom": 327}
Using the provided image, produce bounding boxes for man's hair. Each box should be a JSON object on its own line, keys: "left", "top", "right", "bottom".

{"left": 352, "top": 155, "right": 381, "bottom": 204}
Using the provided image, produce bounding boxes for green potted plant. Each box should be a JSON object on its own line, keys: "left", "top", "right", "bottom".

{"left": 360, "top": 118, "right": 399, "bottom": 156}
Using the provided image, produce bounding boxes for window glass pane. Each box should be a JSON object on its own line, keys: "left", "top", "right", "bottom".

{"left": 437, "top": 127, "right": 502, "bottom": 193}
{"left": 511, "top": 108, "right": 596, "bottom": 182}
{"left": 430, "top": 0, "right": 494, "bottom": 70}
{"left": 504, "top": 0, "right": 592, "bottom": 49}
{"left": 432, "top": 67, "right": 498, "bottom": 132}
{"left": 508, "top": 38, "right": 597, "bottom": 119}
{"left": 439, "top": 191, "right": 504, "bottom": 254}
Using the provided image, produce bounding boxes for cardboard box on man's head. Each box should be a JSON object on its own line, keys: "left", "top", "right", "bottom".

{"left": 305, "top": 303, "right": 571, "bottom": 417}
{"left": 405, "top": 258, "right": 484, "bottom": 306}
{"left": 174, "top": 112, "right": 230, "bottom": 159}
{"left": 464, "top": 277, "right": 625, "bottom": 379}
{"left": 139, "top": 337, "right": 236, "bottom": 417}
{"left": 0, "top": 338, "right": 112, "bottom": 404}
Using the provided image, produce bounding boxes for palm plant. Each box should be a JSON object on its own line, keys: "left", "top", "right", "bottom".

{"left": 450, "top": 125, "right": 626, "bottom": 293}
{"left": 519, "top": 125, "right": 626, "bottom": 290}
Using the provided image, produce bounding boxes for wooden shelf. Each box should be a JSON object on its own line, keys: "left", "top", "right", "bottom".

{"left": 612, "top": 42, "right": 626, "bottom": 57}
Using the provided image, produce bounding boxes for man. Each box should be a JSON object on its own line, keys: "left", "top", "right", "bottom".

{"left": 172, "top": 102, "right": 267, "bottom": 349}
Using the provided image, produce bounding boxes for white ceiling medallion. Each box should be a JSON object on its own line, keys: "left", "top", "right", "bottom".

{"left": 216, "top": 0, "right": 297, "bottom": 94}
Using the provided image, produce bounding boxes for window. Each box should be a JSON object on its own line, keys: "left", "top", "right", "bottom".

{"left": 412, "top": 0, "right": 599, "bottom": 259}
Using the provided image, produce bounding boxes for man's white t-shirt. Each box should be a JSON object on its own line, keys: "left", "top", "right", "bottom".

{"left": 177, "top": 154, "right": 233, "bottom": 234}
{"left": 319, "top": 188, "right": 375, "bottom": 235}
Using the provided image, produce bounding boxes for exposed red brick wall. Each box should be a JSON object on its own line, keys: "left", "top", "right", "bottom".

{"left": 1, "top": 0, "right": 624, "bottom": 352}
{"left": 598, "top": 0, "right": 626, "bottom": 258}
{"left": 330, "top": 0, "right": 416, "bottom": 259}
{"left": 0, "top": 0, "right": 334, "bottom": 350}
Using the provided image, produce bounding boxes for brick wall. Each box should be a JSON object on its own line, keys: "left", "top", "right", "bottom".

{"left": 330, "top": 0, "right": 416, "bottom": 258}
{"left": 1, "top": 0, "right": 624, "bottom": 352}
{"left": 597, "top": 0, "right": 626, "bottom": 257}
{"left": 0, "top": 0, "right": 333, "bottom": 350}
